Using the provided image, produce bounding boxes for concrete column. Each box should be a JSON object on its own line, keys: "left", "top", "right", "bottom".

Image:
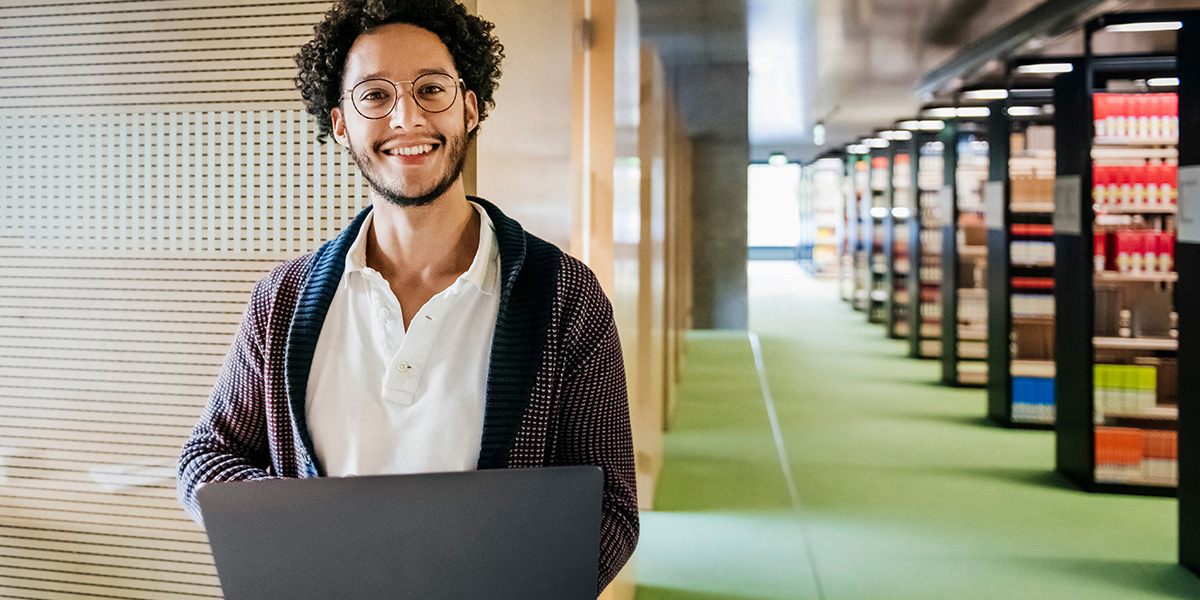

{"left": 643, "top": 4, "right": 749, "bottom": 330}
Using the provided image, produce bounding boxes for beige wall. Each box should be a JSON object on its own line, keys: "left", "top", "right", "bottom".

{"left": 0, "top": 1, "right": 693, "bottom": 597}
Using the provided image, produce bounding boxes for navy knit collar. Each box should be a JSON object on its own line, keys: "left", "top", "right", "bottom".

{"left": 284, "top": 198, "right": 554, "bottom": 474}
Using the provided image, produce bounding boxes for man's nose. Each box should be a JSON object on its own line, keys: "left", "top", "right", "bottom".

{"left": 388, "top": 89, "right": 426, "bottom": 129}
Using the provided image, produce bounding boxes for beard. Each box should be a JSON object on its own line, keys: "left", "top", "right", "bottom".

{"left": 347, "top": 113, "right": 470, "bottom": 208}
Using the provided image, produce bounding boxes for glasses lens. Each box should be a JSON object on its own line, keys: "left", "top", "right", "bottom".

{"left": 351, "top": 79, "right": 397, "bottom": 119}
{"left": 412, "top": 73, "right": 458, "bottom": 113}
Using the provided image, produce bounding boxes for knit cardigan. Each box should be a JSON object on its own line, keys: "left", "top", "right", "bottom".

{"left": 177, "top": 198, "right": 638, "bottom": 591}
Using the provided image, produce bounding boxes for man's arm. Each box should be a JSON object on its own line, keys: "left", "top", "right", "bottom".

{"left": 177, "top": 277, "right": 278, "bottom": 523}
{"left": 555, "top": 266, "right": 639, "bottom": 592}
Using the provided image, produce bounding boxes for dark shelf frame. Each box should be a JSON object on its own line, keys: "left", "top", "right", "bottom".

{"left": 886, "top": 142, "right": 911, "bottom": 339}
{"left": 907, "top": 130, "right": 945, "bottom": 360}
{"left": 986, "top": 63, "right": 1069, "bottom": 429}
{"left": 868, "top": 147, "right": 891, "bottom": 324}
{"left": 1055, "top": 12, "right": 1191, "bottom": 503}
{"left": 940, "top": 118, "right": 990, "bottom": 387}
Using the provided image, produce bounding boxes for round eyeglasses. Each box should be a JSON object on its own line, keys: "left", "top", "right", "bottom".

{"left": 343, "top": 73, "right": 464, "bottom": 119}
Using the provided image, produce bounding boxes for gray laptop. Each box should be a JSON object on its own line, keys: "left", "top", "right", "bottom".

{"left": 196, "top": 466, "right": 603, "bottom": 600}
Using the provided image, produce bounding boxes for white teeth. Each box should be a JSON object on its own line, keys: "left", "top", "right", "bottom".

{"left": 387, "top": 144, "right": 434, "bottom": 156}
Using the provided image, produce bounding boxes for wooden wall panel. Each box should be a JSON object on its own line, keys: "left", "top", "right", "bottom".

{"left": 0, "top": 2, "right": 342, "bottom": 597}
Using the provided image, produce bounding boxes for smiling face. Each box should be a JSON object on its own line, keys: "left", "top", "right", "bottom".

{"left": 331, "top": 23, "right": 480, "bottom": 208}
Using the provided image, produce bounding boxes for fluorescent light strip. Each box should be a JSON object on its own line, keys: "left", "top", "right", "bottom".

{"left": 923, "top": 107, "right": 957, "bottom": 118}
{"left": 881, "top": 130, "right": 913, "bottom": 141}
{"left": 950, "top": 107, "right": 988, "bottom": 117}
{"left": 1148, "top": 77, "right": 1180, "bottom": 87}
{"left": 1007, "top": 106, "right": 1041, "bottom": 116}
{"left": 1104, "top": 21, "right": 1182, "bottom": 32}
{"left": 864, "top": 138, "right": 889, "bottom": 148}
{"left": 962, "top": 89, "right": 1008, "bottom": 100}
{"left": 847, "top": 144, "right": 869, "bottom": 154}
{"left": 1015, "top": 63, "right": 1073, "bottom": 74}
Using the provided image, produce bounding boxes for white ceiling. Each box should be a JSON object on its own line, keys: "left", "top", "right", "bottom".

{"left": 645, "top": 0, "right": 1200, "bottom": 164}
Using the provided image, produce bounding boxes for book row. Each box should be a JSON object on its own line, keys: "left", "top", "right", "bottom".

{"left": 1091, "top": 163, "right": 1177, "bottom": 206}
{"left": 1094, "top": 427, "right": 1177, "bottom": 486}
{"left": 1012, "top": 376, "right": 1055, "bottom": 424}
{"left": 1092, "top": 93, "right": 1179, "bottom": 140}
{"left": 1094, "top": 364, "right": 1159, "bottom": 417}
{"left": 1093, "top": 229, "right": 1176, "bottom": 273}
{"left": 1011, "top": 240, "right": 1054, "bottom": 266}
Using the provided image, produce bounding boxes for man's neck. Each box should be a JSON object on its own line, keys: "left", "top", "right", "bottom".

{"left": 364, "top": 182, "right": 480, "bottom": 286}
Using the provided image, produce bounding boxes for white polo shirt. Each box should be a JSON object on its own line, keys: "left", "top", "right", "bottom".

{"left": 305, "top": 202, "right": 501, "bottom": 476}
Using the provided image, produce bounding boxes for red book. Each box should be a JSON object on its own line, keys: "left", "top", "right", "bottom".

{"left": 1093, "top": 165, "right": 1108, "bottom": 204}
{"left": 1116, "top": 166, "right": 1132, "bottom": 205}
{"left": 1136, "top": 94, "right": 1151, "bottom": 138}
{"left": 1147, "top": 163, "right": 1164, "bottom": 205}
{"left": 1143, "top": 231, "right": 1158, "bottom": 271}
{"left": 1116, "top": 230, "right": 1131, "bottom": 272}
{"left": 1094, "top": 94, "right": 1110, "bottom": 137}
{"left": 1160, "top": 232, "right": 1175, "bottom": 272}
{"left": 1094, "top": 233, "right": 1107, "bottom": 272}
{"left": 1114, "top": 95, "right": 1131, "bottom": 137}
{"left": 1133, "top": 163, "right": 1147, "bottom": 204}
{"left": 1166, "top": 165, "right": 1178, "bottom": 204}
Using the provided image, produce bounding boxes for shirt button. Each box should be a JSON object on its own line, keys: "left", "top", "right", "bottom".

{"left": 395, "top": 362, "right": 411, "bottom": 372}
{"left": 377, "top": 308, "right": 390, "bottom": 319}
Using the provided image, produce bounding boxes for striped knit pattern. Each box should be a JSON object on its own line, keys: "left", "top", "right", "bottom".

{"left": 178, "top": 198, "right": 638, "bottom": 592}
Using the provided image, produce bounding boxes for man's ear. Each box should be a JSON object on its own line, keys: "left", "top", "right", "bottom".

{"left": 464, "top": 90, "right": 480, "bottom": 135}
{"left": 330, "top": 106, "right": 350, "bottom": 147}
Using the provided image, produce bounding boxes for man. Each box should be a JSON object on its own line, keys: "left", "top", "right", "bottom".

{"left": 177, "top": 0, "right": 638, "bottom": 591}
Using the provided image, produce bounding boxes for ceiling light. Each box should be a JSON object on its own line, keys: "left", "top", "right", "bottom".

{"left": 864, "top": 138, "right": 889, "bottom": 148}
{"left": 847, "top": 144, "right": 869, "bottom": 154}
{"left": 813, "top": 123, "right": 826, "bottom": 146}
{"left": 897, "top": 120, "right": 921, "bottom": 130}
{"left": 919, "top": 120, "right": 945, "bottom": 130}
{"left": 923, "top": 107, "right": 957, "bottom": 118}
{"left": 870, "top": 207, "right": 889, "bottom": 219}
{"left": 768, "top": 153, "right": 789, "bottom": 166}
{"left": 892, "top": 206, "right": 912, "bottom": 219}
{"left": 881, "top": 130, "right": 913, "bottom": 141}
{"left": 1148, "top": 77, "right": 1180, "bottom": 87}
{"left": 956, "top": 107, "right": 990, "bottom": 118}
{"left": 1007, "top": 106, "right": 1042, "bottom": 116}
{"left": 1104, "top": 21, "right": 1183, "bottom": 33}
{"left": 962, "top": 89, "right": 1009, "bottom": 100}
{"left": 1016, "top": 63, "right": 1074, "bottom": 74}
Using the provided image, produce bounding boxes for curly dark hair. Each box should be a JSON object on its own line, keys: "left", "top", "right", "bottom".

{"left": 295, "top": 0, "right": 504, "bottom": 143}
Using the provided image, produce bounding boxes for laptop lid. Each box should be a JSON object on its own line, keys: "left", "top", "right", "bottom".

{"left": 196, "top": 466, "right": 603, "bottom": 600}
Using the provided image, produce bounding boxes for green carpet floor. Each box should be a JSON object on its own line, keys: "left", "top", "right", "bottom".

{"left": 633, "top": 261, "right": 1200, "bottom": 600}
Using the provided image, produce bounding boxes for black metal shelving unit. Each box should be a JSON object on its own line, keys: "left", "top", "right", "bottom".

{"left": 941, "top": 117, "right": 991, "bottom": 387}
{"left": 838, "top": 152, "right": 857, "bottom": 303}
{"left": 1055, "top": 12, "right": 1192, "bottom": 500}
{"left": 987, "top": 62, "right": 1070, "bottom": 428}
{"left": 907, "top": 129, "right": 946, "bottom": 359}
{"left": 887, "top": 142, "right": 913, "bottom": 339}
{"left": 848, "top": 152, "right": 871, "bottom": 311}
{"left": 867, "top": 148, "right": 891, "bottom": 323}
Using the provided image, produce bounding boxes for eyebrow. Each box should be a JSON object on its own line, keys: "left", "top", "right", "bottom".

{"left": 353, "top": 67, "right": 455, "bottom": 83}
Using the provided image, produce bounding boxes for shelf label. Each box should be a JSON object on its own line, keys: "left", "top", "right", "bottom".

{"left": 1053, "top": 174, "right": 1082, "bottom": 236}
{"left": 1179, "top": 165, "right": 1200, "bottom": 244}
{"left": 940, "top": 185, "right": 954, "bottom": 221}
{"left": 985, "top": 180, "right": 1004, "bottom": 230}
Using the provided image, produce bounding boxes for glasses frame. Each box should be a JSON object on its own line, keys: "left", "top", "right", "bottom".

{"left": 342, "top": 73, "right": 466, "bottom": 119}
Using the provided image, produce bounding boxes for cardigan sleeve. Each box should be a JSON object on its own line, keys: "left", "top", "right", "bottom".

{"left": 177, "top": 275, "right": 279, "bottom": 523}
{"left": 554, "top": 261, "right": 639, "bottom": 592}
